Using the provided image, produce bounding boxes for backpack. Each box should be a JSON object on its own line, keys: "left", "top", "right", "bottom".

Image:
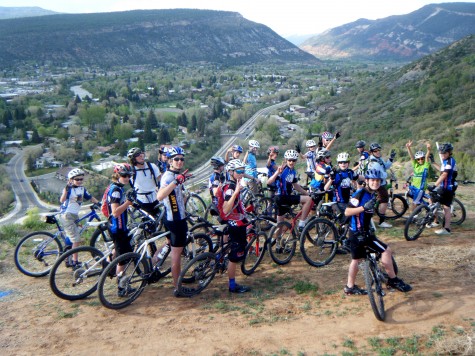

{"left": 101, "top": 183, "right": 115, "bottom": 218}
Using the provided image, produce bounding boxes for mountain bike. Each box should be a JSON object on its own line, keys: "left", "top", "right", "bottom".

{"left": 363, "top": 246, "right": 389, "bottom": 322}
{"left": 375, "top": 169, "right": 408, "bottom": 220}
{"left": 14, "top": 205, "right": 109, "bottom": 277}
{"left": 241, "top": 215, "right": 275, "bottom": 275}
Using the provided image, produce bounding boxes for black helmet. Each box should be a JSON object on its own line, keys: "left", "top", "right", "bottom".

{"left": 355, "top": 140, "right": 366, "bottom": 149}
{"left": 438, "top": 143, "right": 453, "bottom": 153}
{"left": 369, "top": 143, "right": 382, "bottom": 152}
{"left": 210, "top": 156, "right": 226, "bottom": 169}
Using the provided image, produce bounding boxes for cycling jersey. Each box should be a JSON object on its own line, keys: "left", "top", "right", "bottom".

{"left": 440, "top": 156, "right": 458, "bottom": 191}
{"left": 348, "top": 189, "right": 374, "bottom": 233}
{"left": 267, "top": 159, "right": 277, "bottom": 189}
{"left": 60, "top": 186, "right": 92, "bottom": 215}
{"left": 333, "top": 169, "right": 358, "bottom": 203}
{"left": 208, "top": 171, "right": 229, "bottom": 203}
{"left": 157, "top": 160, "right": 168, "bottom": 174}
{"left": 310, "top": 162, "right": 331, "bottom": 191}
{"left": 275, "top": 166, "right": 298, "bottom": 196}
{"left": 411, "top": 159, "right": 431, "bottom": 190}
{"left": 221, "top": 180, "right": 247, "bottom": 225}
{"left": 131, "top": 162, "right": 160, "bottom": 204}
{"left": 245, "top": 152, "right": 258, "bottom": 179}
{"left": 160, "top": 170, "right": 187, "bottom": 221}
{"left": 356, "top": 151, "right": 370, "bottom": 175}
{"left": 304, "top": 151, "right": 317, "bottom": 173}
{"left": 367, "top": 156, "right": 392, "bottom": 186}
{"left": 107, "top": 184, "right": 128, "bottom": 233}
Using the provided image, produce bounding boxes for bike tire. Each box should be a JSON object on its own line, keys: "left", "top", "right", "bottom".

{"left": 451, "top": 197, "right": 466, "bottom": 226}
{"left": 177, "top": 252, "right": 217, "bottom": 297}
{"left": 180, "top": 233, "right": 214, "bottom": 283}
{"left": 404, "top": 204, "right": 430, "bottom": 241}
{"left": 378, "top": 194, "right": 408, "bottom": 220}
{"left": 89, "top": 224, "right": 112, "bottom": 249}
{"left": 364, "top": 258, "right": 386, "bottom": 321}
{"left": 299, "top": 218, "right": 338, "bottom": 267}
{"left": 49, "top": 246, "right": 105, "bottom": 300}
{"left": 241, "top": 231, "right": 267, "bottom": 275}
{"left": 204, "top": 204, "right": 221, "bottom": 226}
{"left": 185, "top": 193, "right": 207, "bottom": 218}
{"left": 97, "top": 252, "right": 149, "bottom": 309}
{"left": 14, "top": 231, "right": 63, "bottom": 277}
{"left": 267, "top": 221, "right": 296, "bottom": 265}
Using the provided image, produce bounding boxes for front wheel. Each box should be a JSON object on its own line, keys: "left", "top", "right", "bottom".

{"left": 267, "top": 221, "right": 296, "bottom": 265}
{"left": 378, "top": 194, "right": 408, "bottom": 220}
{"left": 14, "top": 231, "right": 63, "bottom": 277}
{"left": 177, "top": 252, "right": 217, "bottom": 297}
{"left": 49, "top": 246, "right": 105, "bottom": 300}
{"left": 451, "top": 198, "right": 466, "bottom": 226}
{"left": 97, "top": 252, "right": 149, "bottom": 309}
{"left": 300, "top": 218, "right": 338, "bottom": 267}
{"left": 241, "top": 232, "right": 267, "bottom": 275}
{"left": 404, "top": 205, "right": 430, "bottom": 241}
{"left": 364, "top": 259, "right": 386, "bottom": 321}
{"left": 185, "top": 193, "right": 207, "bottom": 218}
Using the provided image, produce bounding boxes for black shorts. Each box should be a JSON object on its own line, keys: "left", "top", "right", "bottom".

{"left": 348, "top": 230, "right": 387, "bottom": 260}
{"left": 164, "top": 219, "right": 188, "bottom": 247}
{"left": 110, "top": 229, "right": 133, "bottom": 266}
{"left": 377, "top": 185, "right": 389, "bottom": 204}
{"left": 227, "top": 225, "right": 247, "bottom": 263}
{"left": 274, "top": 195, "right": 301, "bottom": 216}
{"left": 138, "top": 201, "right": 161, "bottom": 217}
{"left": 438, "top": 189, "right": 455, "bottom": 207}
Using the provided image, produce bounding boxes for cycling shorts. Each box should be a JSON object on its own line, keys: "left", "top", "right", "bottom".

{"left": 274, "top": 194, "right": 301, "bottom": 216}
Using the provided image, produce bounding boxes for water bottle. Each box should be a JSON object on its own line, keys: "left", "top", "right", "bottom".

{"left": 156, "top": 244, "right": 170, "bottom": 262}
{"left": 65, "top": 236, "right": 73, "bottom": 247}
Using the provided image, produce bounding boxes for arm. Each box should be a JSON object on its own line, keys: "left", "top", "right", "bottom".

{"left": 223, "top": 180, "right": 241, "bottom": 215}
{"left": 425, "top": 142, "right": 431, "bottom": 162}
{"left": 405, "top": 140, "right": 414, "bottom": 161}
{"left": 60, "top": 183, "right": 71, "bottom": 203}
{"left": 111, "top": 200, "right": 133, "bottom": 218}
{"left": 157, "top": 181, "right": 179, "bottom": 201}
{"left": 345, "top": 205, "right": 365, "bottom": 217}
{"left": 292, "top": 182, "right": 308, "bottom": 195}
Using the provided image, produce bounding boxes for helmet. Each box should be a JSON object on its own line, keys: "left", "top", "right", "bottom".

{"left": 369, "top": 142, "right": 382, "bottom": 152}
{"left": 355, "top": 140, "right": 366, "bottom": 148}
{"left": 114, "top": 163, "right": 133, "bottom": 177}
{"left": 322, "top": 131, "right": 334, "bottom": 140}
{"left": 284, "top": 149, "right": 299, "bottom": 160}
{"left": 306, "top": 139, "right": 317, "bottom": 147}
{"left": 210, "top": 156, "right": 226, "bottom": 169}
{"left": 249, "top": 140, "right": 260, "bottom": 149}
{"left": 226, "top": 159, "right": 246, "bottom": 172}
{"left": 167, "top": 146, "right": 185, "bottom": 158}
{"left": 414, "top": 151, "right": 425, "bottom": 159}
{"left": 266, "top": 146, "right": 279, "bottom": 155}
{"left": 365, "top": 169, "right": 383, "bottom": 180}
{"left": 317, "top": 148, "right": 331, "bottom": 160}
{"left": 68, "top": 168, "right": 85, "bottom": 179}
{"left": 232, "top": 145, "right": 243, "bottom": 153}
{"left": 159, "top": 145, "right": 168, "bottom": 155}
{"left": 337, "top": 152, "right": 350, "bottom": 163}
{"left": 438, "top": 143, "right": 453, "bottom": 153}
{"left": 127, "top": 147, "right": 143, "bottom": 164}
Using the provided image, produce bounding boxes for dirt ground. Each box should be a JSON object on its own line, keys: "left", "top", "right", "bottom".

{"left": 1, "top": 186, "right": 474, "bottom": 355}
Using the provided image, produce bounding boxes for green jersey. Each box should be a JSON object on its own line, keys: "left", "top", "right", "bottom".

{"left": 411, "top": 160, "right": 430, "bottom": 189}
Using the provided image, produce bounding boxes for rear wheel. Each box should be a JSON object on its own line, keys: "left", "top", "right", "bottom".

{"left": 49, "top": 246, "right": 105, "bottom": 300}
{"left": 451, "top": 198, "right": 466, "bottom": 226}
{"left": 97, "top": 252, "right": 149, "bottom": 309}
{"left": 300, "top": 218, "right": 338, "bottom": 267}
{"left": 404, "top": 205, "right": 430, "bottom": 241}
{"left": 379, "top": 194, "right": 408, "bottom": 220}
{"left": 180, "top": 233, "right": 213, "bottom": 283}
{"left": 241, "top": 232, "right": 267, "bottom": 275}
{"left": 185, "top": 194, "right": 207, "bottom": 218}
{"left": 177, "top": 252, "right": 217, "bottom": 297}
{"left": 364, "top": 258, "right": 386, "bottom": 321}
{"left": 267, "top": 221, "right": 296, "bottom": 265}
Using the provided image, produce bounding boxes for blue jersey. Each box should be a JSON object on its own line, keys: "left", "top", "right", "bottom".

{"left": 267, "top": 159, "right": 277, "bottom": 188}
{"left": 108, "top": 184, "right": 128, "bottom": 233}
{"left": 245, "top": 152, "right": 258, "bottom": 178}
{"left": 348, "top": 189, "right": 374, "bottom": 233}
{"left": 275, "top": 166, "right": 298, "bottom": 196}
{"left": 441, "top": 157, "right": 457, "bottom": 191}
{"left": 333, "top": 169, "right": 357, "bottom": 203}
{"left": 304, "top": 151, "right": 317, "bottom": 173}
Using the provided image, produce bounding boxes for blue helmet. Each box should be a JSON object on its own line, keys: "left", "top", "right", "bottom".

{"left": 232, "top": 145, "right": 243, "bottom": 153}
{"left": 167, "top": 146, "right": 185, "bottom": 158}
{"left": 365, "top": 169, "right": 383, "bottom": 180}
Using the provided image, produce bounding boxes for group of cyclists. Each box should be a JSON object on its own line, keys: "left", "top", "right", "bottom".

{"left": 60, "top": 129, "right": 458, "bottom": 298}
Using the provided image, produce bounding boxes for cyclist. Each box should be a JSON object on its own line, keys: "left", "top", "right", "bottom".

{"left": 106, "top": 163, "right": 136, "bottom": 297}
{"left": 428, "top": 143, "right": 458, "bottom": 235}
{"left": 310, "top": 148, "right": 333, "bottom": 198}
{"left": 243, "top": 139, "right": 261, "bottom": 194}
{"left": 266, "top": 146, "right": 279, "bottom": 198}
{"left": 156, "top": 145, "right": 170, "bottom": 183}
{"left": 367, "top": 142, "right": 396, "bottom": 228}
{"left": 267, "top": 149, "right": 313, "bottom": 231}
{"left": 225, "top": 144, "right": 243, "bottom": 163}
{"left": 218, "top": 159, "right": 252, "bottom": 293}
{"left": 405, "top": 140, "right": 431, "bottom": 212}
{"left": 127, "top": 147, "right": 161, "bottom": 216}
{"left": 319, "top": 131, "right": 340, "bottom": 150}
{"left": 353, "top": 140, "right": 369, "bottom": 177}
{"left": 157, "top": 146, "right": 192, "bottom": 296}
{"left": 296, "top": 139, "right": 318, "bottom": 185}
{"left": 60, "top": 168, "right": 100, "bottom": 268}
{"left": 343, "top": 169, "right": 412, "bottom": 295}
{"left": 208, "top": 156, "right": 228, "bottom": 212}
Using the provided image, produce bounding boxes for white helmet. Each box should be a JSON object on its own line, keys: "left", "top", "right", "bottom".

{"left": 317, "top": 148, "right": 331, "bottom": 160}
{"left": 306, "top": 139, "right": 317, "bottom": 147}
{"left": 284, "top": 149, "right": 299, "bottom": 160}
{"left": 249, "top": 140, "right": 260, "bottom": 149}
{"left": 68, "top": 168, "right": 85, "bottom": 179}
{"left": 226, "top": 159, "right": 246, "bottom": 172}
{"left": 337, "top": 152, "right": 350, "bottom": 162}
{"left": 414, "top": 151, "right": 425, "bottom": 159}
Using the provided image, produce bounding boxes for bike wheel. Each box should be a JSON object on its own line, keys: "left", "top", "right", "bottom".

{"left": 404, "top": 205, "right": 430, "bottom": 241}
{"left": 380, "top": 194, "right": 408, "bottom": 220}
{"left": 204, "top": 204, "right": 221, "bottom": 226}
{"left": 364, "top": 258, "right": 386, "bottom": 321}
{"left": 241, "top": 232, "right": 267, "bottom": 275}
{"left": 177, "top": 252, "right": 217, "bottom": 297}
{"left": 180, "top": 233, "right": 213, "bottom": 283}
{"left": 89, "top": 224, "right": 112, "bottom": 249}
{"left": 267, "top": 221, "right": 296, "bottom": 265}
{"left": 300, "top": 218, "right": 338, "bottom": 267}
{"left": 49, "top": 246, "right": 105, "bottom": 300}
{"left": 185, "top": 193, "right": 207, "bottom": 218}
{"left": 451, "top": 198, "right": 466, "bottom": 226}
{"left": 97, "top": 252, "right": 149, "bottom": 309}
{"left": 14, "top": 231, "right": 63, "bottom": 277}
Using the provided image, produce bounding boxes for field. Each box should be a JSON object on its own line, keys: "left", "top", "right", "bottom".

{"left": 0, "top": 186, "right": 474, "bottom": 355}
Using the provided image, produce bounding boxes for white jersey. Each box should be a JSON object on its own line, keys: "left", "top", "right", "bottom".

{"left": 160, "top": 170, "right": 187, "bottom": 221}
{"left": 131, "top": 162, "right": 160, "bottom": 204}
{"left": 61, "top": 186, "right": 92, "bottom": 215}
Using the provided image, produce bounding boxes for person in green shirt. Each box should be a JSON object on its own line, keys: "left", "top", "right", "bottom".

{"left": 405, "top": 140, "right": 431, "bottom": 212}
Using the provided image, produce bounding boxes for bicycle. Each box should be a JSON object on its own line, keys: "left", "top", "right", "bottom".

{"left": 241, "top": 215, "right": 275, "bottom": 275}
{"left": 183, "top": 184, "right": 207, "bottom": 218}
{"left": 374, "top": 169, "right": 408, "bottom": 220}
{"left": 14, "top": 205, "right": 109, "bottom": 277}
{"left": 363, "top": 246, "right": 389, "bottom": 321}
{"left": 404, "top": 189, "right": 466, "bottom": 241}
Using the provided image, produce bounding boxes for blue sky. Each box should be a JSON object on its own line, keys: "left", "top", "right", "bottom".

{"left": 1, "top": 0, "right": 471, "bottom": 36}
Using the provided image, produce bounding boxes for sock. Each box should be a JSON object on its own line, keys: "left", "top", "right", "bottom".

{"left": 229, "top": 278, "right": 236, "bottom": 290}
{"left": 298, "top": 219, "right": 307, "bottom": 228}
{"left": 446, "top": 228, "right": 451, "bottom": 232}
{"left": 379, "top": 216, "right": 386, "bottom": 224}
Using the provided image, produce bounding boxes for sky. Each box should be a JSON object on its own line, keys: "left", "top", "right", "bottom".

{"left": 1, "top": 0, "right": 471, "bottom": 37}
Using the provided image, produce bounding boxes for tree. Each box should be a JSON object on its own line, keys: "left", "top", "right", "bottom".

{"left": 143, "top": 117, "right": 156, "bottom": 143}
{"left": 26, "top": 154, "right": 35, "bottom": 171}
{"left": 30, "top": 128, "right": 41, "bottom": 143}
{"left": 158, "top": 127, "right": 171, "bottom": 144}
{"left": 147, "top": 109, "right": 158, "bottom": 128}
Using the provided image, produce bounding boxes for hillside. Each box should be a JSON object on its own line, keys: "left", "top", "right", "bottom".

{"left": 301, "top": 2, "right": 475, "bottom": 61}
{"left": 0, "top": 9, "right": 317, "bottom": 67}
{"left": 0, "top": 6, "right": 58, "bottom": 19}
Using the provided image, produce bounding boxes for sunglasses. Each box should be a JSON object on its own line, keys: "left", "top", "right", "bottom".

{"left": 339, "top": 161, "right": 349, "bottom": 164}
{"left": 73, "top": 178, "right": 84, "bottom": 181}
{"left": 417, "top": 158, "right": 424, "bottom": 161}
{"left": 235, "top": 169, "right": 245, "bottom": 174}
{"left": 119, "top": 174, "right": 131, "bottom": 178}
{"left": 173, "top": 157, "right": 185, "bottom": 162}
{"left": 133, "top": 152, "right": 143, "bottom": 157}
{"left": 287, "top": 159, "right": 297, "bottom": 162}
{"left": 372, "top": 149, "right": 381, "bottom": 152}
